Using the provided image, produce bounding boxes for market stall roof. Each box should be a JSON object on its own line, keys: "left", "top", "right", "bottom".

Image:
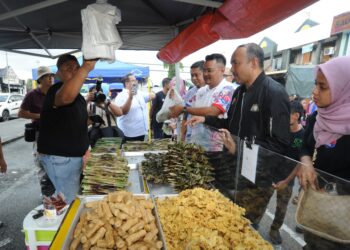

{"left": 31, "top": 57, "right": 149, "bottom": 82}
{"left": 0, "top": 0, "right": 224, "bottom": 58}
{"left": 0, "top": 0, "right": 317, "bottom": 62}
{"left": 157, "top": 0, "right": 318, "bottom": 63}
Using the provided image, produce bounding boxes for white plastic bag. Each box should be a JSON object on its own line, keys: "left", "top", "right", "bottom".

{"left": 156, "top": 88, "right": 184, "bottom": 123}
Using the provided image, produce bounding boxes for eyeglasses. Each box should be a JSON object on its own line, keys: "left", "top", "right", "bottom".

{"left": 224, "top": 74, "right": 233, "bottom": 77}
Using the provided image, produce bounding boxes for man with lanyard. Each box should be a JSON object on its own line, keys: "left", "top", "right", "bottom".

{"left": 190, "top": 43, "right": 290, "bottom": 229}
{"left": 114, "top": 73, "right": 155, "bottom": 143}
{"left": 18, "top": 66, "right": 55, "bottom": 197}
{"left": 180, "top": 60, "right": 206, "bottom": 142}
{"left": 38, "top": 54, "right": 98, "bottom": 204}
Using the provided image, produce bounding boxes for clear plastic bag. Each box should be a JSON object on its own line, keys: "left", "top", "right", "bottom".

{"left": 156, "top": 88, "right": 184, "bottom": 123}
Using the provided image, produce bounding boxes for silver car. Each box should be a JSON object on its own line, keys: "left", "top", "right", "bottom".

{"left": 0, "top": 93, "right": 24, "bottom": 121}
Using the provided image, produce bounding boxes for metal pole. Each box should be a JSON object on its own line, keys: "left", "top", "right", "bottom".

{"left": 173, "top": 27, "right": 182, "bottom": 141}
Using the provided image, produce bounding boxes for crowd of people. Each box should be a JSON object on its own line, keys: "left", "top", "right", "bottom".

{"left": 1, "top": 43, "right": 349, "bottom": 249}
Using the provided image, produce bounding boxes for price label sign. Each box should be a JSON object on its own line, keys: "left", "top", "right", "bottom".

{"left": 241, "top": 143, "right": 259, "bottom": 183}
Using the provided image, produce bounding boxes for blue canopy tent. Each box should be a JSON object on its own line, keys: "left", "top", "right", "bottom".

{"left": 32, "top": 57, "right": 150, "bottom": 83}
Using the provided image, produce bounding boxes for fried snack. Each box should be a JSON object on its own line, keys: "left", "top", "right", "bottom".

{"left": 125, "top": 229, "right": 147, "bottom": 246}
{"left": 69, "top": 235, "right": 81, "bottom": 250}
{"left": 69, "top": 191, "right": 161, "bottom": 249}
{"left": 86, "top": 220, "right": 104, "bottom": 238}
{"left": 144, "top": 228, "right": 158, "bottom": 243}
{"left": 129, "top": 221, "right": 145, "bottom": 234}
{"left": 114, "top": 203, "right": 134, "bottom": 216}
{"left": 101, "top": 201, "right": 113, "bottom": 220}
{"left": 115, "top": 237, "right": 126, "bottom": 248}
{"left": 90, "top": 227, "right": 106, "bottom": 245}
{"left": 128, "top": 242, "right": 148, "bottom": 250}
{"left": 120, "top": 218, "right": 139, "bottom": 232}
{"left": 157, "top": 188, "right": 273, "bottom": 250}
{"left": 85, "top": 200, "right": 101, "bottom": 209}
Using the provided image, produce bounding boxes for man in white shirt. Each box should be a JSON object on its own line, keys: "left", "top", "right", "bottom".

{"left": 180, "top": 61, "right": 206, "bottom": 142}
{"left": 114, "top": 73, "right": 155, "bottom": 143}
{"left": 170, "top": 53, "right": 237, "bottom": 151}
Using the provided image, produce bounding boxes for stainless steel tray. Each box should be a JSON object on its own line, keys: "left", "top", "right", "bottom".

{"left": 53, "top": 194, "right": 167, "bottom": 250}
{"left": 146, "top": 182, "right": 178, "bottom": 195}
{"left": 135, "top": 163, "right": 177, "bottom": 195}
{"left": 126, "top": 169, "right": 145, "bottom": 194}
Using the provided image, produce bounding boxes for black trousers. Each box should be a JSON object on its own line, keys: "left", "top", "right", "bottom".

{"left": 122, "top": 135, "right": 145, "bottom": 144}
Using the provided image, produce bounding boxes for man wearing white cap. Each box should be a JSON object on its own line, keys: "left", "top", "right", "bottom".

{"left": 18, "top": 66, "right": 55, "bottom": 197}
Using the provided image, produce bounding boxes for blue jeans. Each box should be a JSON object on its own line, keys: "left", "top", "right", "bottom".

{"left": 39, "top": 154, "right": 82, "bottom": 204}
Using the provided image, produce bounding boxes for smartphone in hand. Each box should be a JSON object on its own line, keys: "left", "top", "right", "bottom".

{"left": 131, "top": 84, "right": 138, "bottom": 95}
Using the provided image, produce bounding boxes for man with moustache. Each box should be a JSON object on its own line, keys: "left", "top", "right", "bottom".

{"left": 169, "top": 54, "right": 235, "bottom": 152}
{"left": 190, "top": 43, "right": 290, "bottom": 229}
{"left": 180, "top": 60, "right": 206, "bottom": 142}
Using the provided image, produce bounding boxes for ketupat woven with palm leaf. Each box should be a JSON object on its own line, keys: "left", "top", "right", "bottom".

{"left": 156, "top": 188, "right": 273, "bottom": 250}
{"left": 141, "top": 142, "right": 214, "bottom": 191}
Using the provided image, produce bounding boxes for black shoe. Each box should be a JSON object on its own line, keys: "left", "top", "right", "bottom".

{"left": 0, "top": 221, "right": 3, "bottom": 228}
{"left": 269, "top": 229, "right": 282, "bottom": 245}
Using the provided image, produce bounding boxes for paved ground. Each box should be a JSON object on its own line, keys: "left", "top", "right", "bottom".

{"left": 0, "top": 137, "right": 41, "bottom": 249}
{"left": 259, "top": 184, "right": 305, "bottom": 250}
{"left": 0, "top": 118, "right": 27, "bottom": 144}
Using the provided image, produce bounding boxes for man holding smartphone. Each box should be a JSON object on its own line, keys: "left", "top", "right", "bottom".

{"left": 114, "top": 73, "right": 155, "bottom": 143}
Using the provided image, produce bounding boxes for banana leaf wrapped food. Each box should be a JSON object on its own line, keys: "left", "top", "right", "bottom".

{"left": 82, "top": 153, "right": 129, "bottom": 195}
{"left": 141, "top": 142, "right": 214, "bottom": 191}
{"left": 123, "top": 139, "right": 174, "bottom": 151}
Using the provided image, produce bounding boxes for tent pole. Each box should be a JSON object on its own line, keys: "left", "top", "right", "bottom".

{"left": 173, "top": 27, "right": 183, "bottom": 142}
{"left": 147, "top": 77, "right": 152, "bottom": 143}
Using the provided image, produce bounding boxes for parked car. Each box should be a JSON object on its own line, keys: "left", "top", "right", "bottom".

{"left": 0, "top": 93, "right": 24, "bottom": 121}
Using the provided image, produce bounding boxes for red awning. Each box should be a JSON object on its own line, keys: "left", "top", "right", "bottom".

{"left": 157, "top": 0, "right": 318, "bottom": 63}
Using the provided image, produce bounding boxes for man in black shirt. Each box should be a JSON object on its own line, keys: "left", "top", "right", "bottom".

{"left": 150, "top": 78, "right": 171, "bottom": 139}
{"left": 189, "top": 43, "right": 290, "bottom": 229}
{"left": 38, "top": 54, "right": 97, "bottom": 203}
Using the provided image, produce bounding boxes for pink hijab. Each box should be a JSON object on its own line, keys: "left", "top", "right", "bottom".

{"left": 314, "top": 56, "right": 350, "bottom": 148}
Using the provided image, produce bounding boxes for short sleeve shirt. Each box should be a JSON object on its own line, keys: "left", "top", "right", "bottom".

{"left": 183, "top": 86, "right": 199, "bottom": 140}
{"left": 38, "top": 82, "right": 89, "bottom": 157}
{"left": 20, "top": 88, "right": 46, "bottom": 125}
{"left": 191, "top": 79, "right": 234, "bottom": 151}
{"left": 114, "top": 89, "right": 149, "bottom": 137}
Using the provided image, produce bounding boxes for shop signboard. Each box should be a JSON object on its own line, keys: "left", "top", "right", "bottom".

{"left": 331, "top": 11, "right": 350, "bottom": 35}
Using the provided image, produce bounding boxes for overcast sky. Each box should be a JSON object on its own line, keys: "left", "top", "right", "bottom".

{"left": 0, "top": 0, "right": 349, "bottom": 85}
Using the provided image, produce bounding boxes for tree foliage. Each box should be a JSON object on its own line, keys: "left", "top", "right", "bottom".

{"left": 163, "top": 62, "right": 184, "bottom": 79}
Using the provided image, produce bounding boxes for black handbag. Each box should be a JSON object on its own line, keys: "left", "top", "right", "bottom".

{"left": 24, "top": 123, "right": 37, "bottom": 142}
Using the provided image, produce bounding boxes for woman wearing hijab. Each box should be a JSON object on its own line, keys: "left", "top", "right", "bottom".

{"left": 297, "top": 56, "right": 350, "bottom": 250}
